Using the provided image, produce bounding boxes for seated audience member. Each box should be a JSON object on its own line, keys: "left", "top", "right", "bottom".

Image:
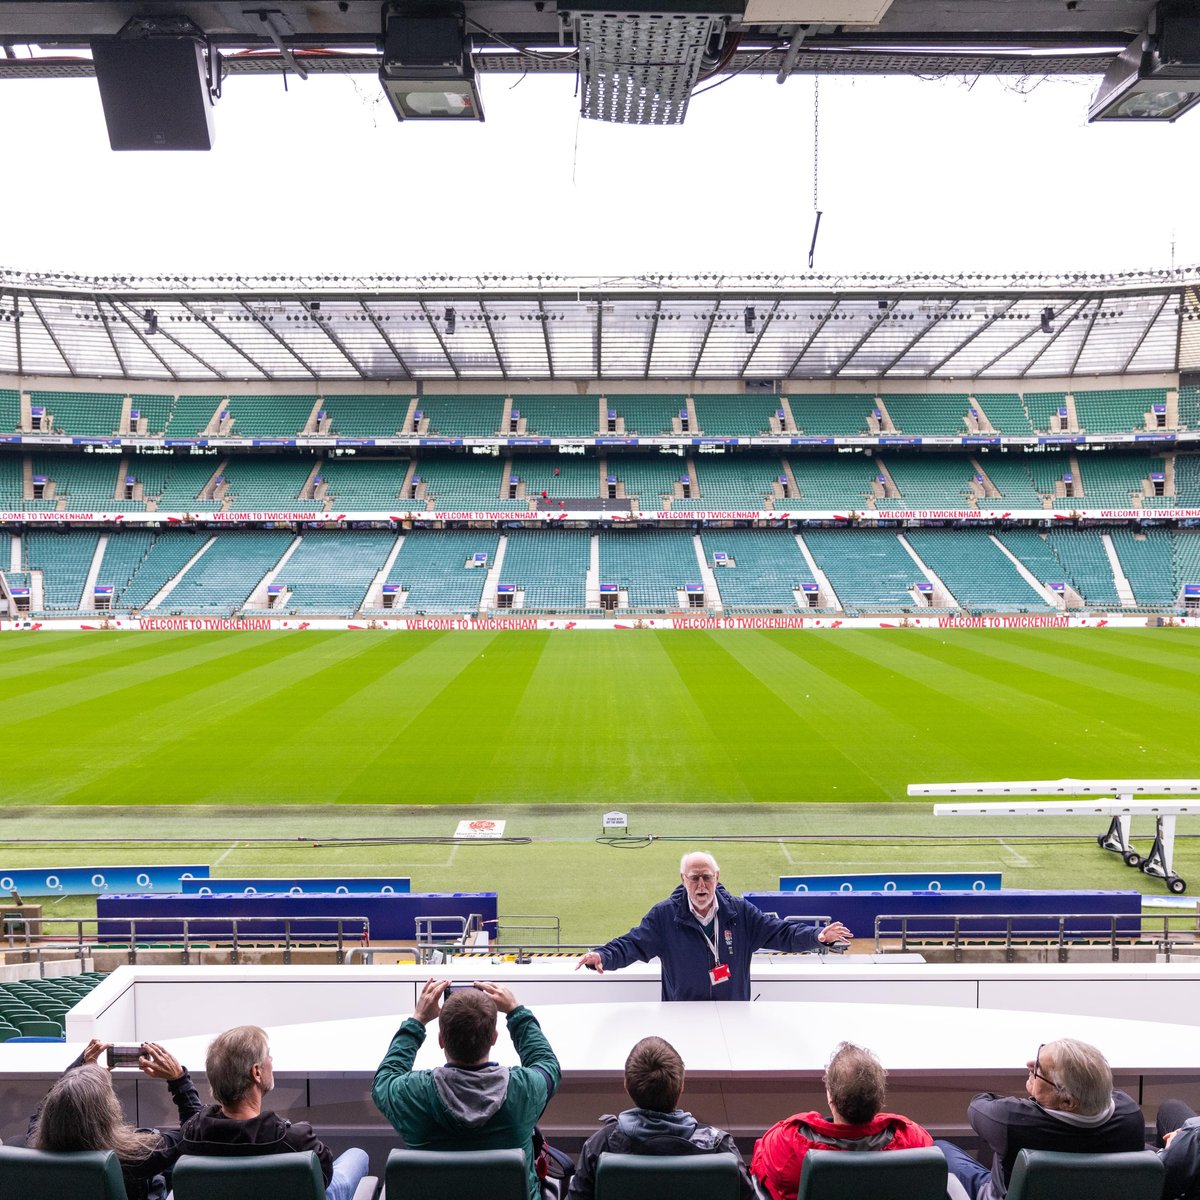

{"left": 752, "top": 1041, "right": 934, "bottom": 1200}
{"left": 372, "top": 979, "right": 560, "bottom": 1200}
{"left": 567, "top": 1035, "right": 753, "bottom": 1200}
{"left": 180, "top": 1025, "right": 368, "bottom": 1200}
{"left": 28, "top": 1038, "right": 201, "bottom": 1200}
{"left": 935, "top": 1038, "right": 1144, "bottom": 1200}
{"left": 1155, "top": 1098, "right": 1200, "bottom": 1198}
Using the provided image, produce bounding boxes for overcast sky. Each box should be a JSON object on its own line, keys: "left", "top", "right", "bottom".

{"left": 1, "top": 68, "right": 1196, "bottom": 279}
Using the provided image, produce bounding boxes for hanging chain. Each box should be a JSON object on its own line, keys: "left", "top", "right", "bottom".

{"left": 812, "top": 75, "right": 820, "bottom": 212}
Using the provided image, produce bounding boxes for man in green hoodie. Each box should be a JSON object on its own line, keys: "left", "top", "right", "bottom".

{"left": 372, "top": 979, "right": 561, "bottom": 1200}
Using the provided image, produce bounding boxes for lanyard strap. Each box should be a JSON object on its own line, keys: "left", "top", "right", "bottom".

{"left": 696, "top": 911, "right": 721, "bottom": 966}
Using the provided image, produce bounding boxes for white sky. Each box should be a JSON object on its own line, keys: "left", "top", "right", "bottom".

{"left": 1, "top": 68, "right": 1197, "bottom": 278}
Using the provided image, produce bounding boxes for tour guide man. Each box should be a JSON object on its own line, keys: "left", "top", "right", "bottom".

{"left": 576, "top": 851, "right": 853, "bottom": 1001}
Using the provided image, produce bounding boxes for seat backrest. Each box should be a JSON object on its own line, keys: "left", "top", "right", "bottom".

{"left": 796, "top": 1147, "right": 949, "bottom": 1200}
{"left": 0, "top": 1145, "right": 128, "bottom": 1200}
{"left": 171, "top": 1150, "right": 326, "bottom": 1200}
{"left": 595, "top": 1151, "right": 742, "bottom": 1200}
{"left": 1006, "top": 1149, "right": 1165, "bottom": 1200}
{"left": 385, "top": 1147, "right": 528, "bottom": 1200}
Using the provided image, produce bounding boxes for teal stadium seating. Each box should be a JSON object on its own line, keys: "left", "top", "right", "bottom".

{"left": 787, "top": 456, "right": 876, "bottom": 508}
{"left": 272, "top": 530, "right": 397, "bottom": 615}
{"left": 787, "top": 394, "right": 876, "bottom": 435}
{"left": 881, "top": 393, "right": 970, "bottom": 435}
{"left": 320, "top": 457, "right": 410, "bottom": 509}
{"left": 903, "top": 528, "right": 1054, "bottom": 613}
{"left": 129, "top": 393, "right": 175, "bottom": 435}
{"left": 497, "top": 529, "right": 591, "bottom": 610}
{"left": 1110, "top": 528, "right": 1176, "bottom": 606}
{"left": 973, "top": 393, "right": 1034, "bottom": 435}
{"left": 418, "top": 395, "right": 505, "bottom": 437}
{"left": 1073, "top": 453, "right": 1160, "bottom": 508}
{"left": 1073, "top": 388, "right": 1165, "bottom": 434}
{"left": 875, "top": 454, "right": 976, "bottom": 508}
{"left": 1173, "top": 453, "right": 1200, "bottom": 506}
{"left": 31, "top": 452, "right": 121, "bottom": 511}
{"left": 24, "top": 530, "right": 101, "bottom": 610}
{"left": 598, "top": 529, "right": 702, "bottom": 608}
{"left": 1173, "top": 530, "right": 1200, "bottom": 596}
{"left": 700, "top": 529, "right": 818, "bottom": 610}
{"left": 511, "top": 395, "right": 598, "bottom": 437}
{"left": 606, "top": 394, "right": 680, "bottom": 436}
{"left": 613, "top": 456, "right": 688, "bottom": 511}
{"left": 1024, "top": 391, "right": 1068, "bottom": 433}
{"left": 220, "top": 457, "right": 323, "bottom": 511}
{"left": 135, "top": 456, "right": 224, "bottom": 512}
{"left": 509, "top": 455, "right": 599, "bottom": 507}
{"left": 420, "top": 458, "right": 528, "bottom": 511}
{"left": 1044, "top": 530, "right": 1120, "bottom": 605}
{"left": 163, "top": 394, "right": 223, "bottom": 437}
{"left": 692, "top": 393, "right": 779, "bottom": 436}
{"left": 0, "top": 388, "right": 20, "bottom": 433}
{"left": 0, "top": 452, "right": 24, "bottom": 505}
{"left": 802, "top": 529, "right": 920, "bottom": 613}
{"left": 382, "top": 529, "right": 499, "bottom": 613}
{"left": 323, "top": 394, "right": 410, "bottom": 437}
{"left": 161, "top": 530, "right": 294, "bottom": 615}
{"left": 30, "top": 390, "right": 124, "bottom": 436}
{"left": 113, "top": 531, "right": 204, "bottom": 610}
{"left": 1179, "top": 386, "right": 1200, "bottom": 431}
{"left": 225, "top": 394, "right": 318, "bottom": 437}
{"left": 691, "top": 455, "right": 781, "bottom": 509}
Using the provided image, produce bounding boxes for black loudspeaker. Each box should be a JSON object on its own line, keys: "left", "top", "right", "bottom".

{"left": 91, "top": 38, "right": 215, "bottom": 150}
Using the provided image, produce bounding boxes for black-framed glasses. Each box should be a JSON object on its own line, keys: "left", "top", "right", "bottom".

{"left": 1029, "top": 1043, "right": 1059, "bottom": 1090}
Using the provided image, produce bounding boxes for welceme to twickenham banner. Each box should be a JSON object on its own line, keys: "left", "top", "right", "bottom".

{"left": 1, "top": 613, "right": 1192, "bottom": 633}
{"left": 3, "top": 508, "right": 1200, "bottom": 525}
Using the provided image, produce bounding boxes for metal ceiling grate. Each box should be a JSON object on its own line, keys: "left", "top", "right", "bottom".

{"left": 567, "top": 10, "right": 726, "bottom": 124}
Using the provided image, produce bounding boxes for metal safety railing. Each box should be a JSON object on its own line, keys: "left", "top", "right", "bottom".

{"left": 874, "top": 911, "right": 1200, "bottom": 963}
{"left": 3, "top": 914, "right": 370, "bottom": 966}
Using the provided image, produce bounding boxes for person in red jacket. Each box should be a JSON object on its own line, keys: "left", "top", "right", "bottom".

{"left": 751, "top": 1041, "right": 933, "bottom": 1200}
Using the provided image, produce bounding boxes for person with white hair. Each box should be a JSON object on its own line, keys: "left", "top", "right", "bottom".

{"left": 576, "top": 850, "right": 852, "bottom": 1001}
{"left": 935, "top": 1038, "right": 1144, "bottom": 1200}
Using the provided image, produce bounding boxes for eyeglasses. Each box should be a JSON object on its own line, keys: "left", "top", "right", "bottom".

{"left": 684, "top": 873, "right": 715, "bottom": 884}
{"left": 1028, "top": 1044, "right": 1059, "bottom": 1090}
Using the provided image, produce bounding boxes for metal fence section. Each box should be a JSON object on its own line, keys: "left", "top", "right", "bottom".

{"left": 874, "top": 911, "right": 1200, "bottom": 963}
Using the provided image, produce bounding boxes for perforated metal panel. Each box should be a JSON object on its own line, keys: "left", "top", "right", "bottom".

{"left": 567, "top": 10, "right": 727, "bottom": 124}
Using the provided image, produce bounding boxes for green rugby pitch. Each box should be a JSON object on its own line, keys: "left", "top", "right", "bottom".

{"left": 2, "top": 628, "right": 1199, "bottom": 943}
{"left": 2, "top": 628, "right": 1198, "bottom": 807}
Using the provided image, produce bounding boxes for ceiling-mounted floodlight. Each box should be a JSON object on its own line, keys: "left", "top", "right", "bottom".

{"left": 379, "top": 4, "right": 483, "bottom": 121}
{"left": 560, "top": 1, "right": 735, "bottom": 125}
{"left": 1089, "top": 3, "right": 1200, "bottom": 121}
{"left": 444, "top": 306, "right": 457, "bottom": 334}
{"left": 744, "top": 306, "right": 756, "bottom": 333}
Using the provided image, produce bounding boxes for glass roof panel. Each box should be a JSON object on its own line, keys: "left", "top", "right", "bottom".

{"left": 31, "top": 297, "right": 121, "bottom": 374}
{"left": 545, "top": 304, "right": 596, "bottom": 377}
{"left": 1126, "top": 298, "right": 1179, "bottom": 374}
{"left": 490, "top": 303, "right": 550, "bottom": 376}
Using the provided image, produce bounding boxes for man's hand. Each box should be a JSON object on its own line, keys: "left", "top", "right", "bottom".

{"left": 138, "top": 1042, "right": 185, "bottom": 1081}
{"left": 1165, "top": 1129, "right": 1180, "bottom": 1149}
{"left": 818, "top": 922, "right": 854, "bottom": 944}
{"left": 413, "top": 978, "right": 451, "bottom": 1026}
{"left": 81, "top": 1039, "right": 112, "bottom": 1066}
{"left": 576, "top": 951, "right": 604, "bottom": 973}
{"left": 474, "top": 980, "right": 518, "bottom": 1014}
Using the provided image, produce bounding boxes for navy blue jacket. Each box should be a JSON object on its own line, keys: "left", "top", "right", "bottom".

{"left": 596, "top": 884, "right": 823, "bottom": 1001}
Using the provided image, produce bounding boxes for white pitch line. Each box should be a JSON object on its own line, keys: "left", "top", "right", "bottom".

{"left": 212, "top": 842, "right": 240, "bottom": 869}
{"left": 998, "top": 840, "right": 1031, "bottom": 866}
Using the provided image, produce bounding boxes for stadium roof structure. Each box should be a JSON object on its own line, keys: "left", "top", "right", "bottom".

{"left": 0, "top": 0, "right": 1172, "bottom": 83}
{"left": 1, "top": 266, "right": 1199, "bottom": 383}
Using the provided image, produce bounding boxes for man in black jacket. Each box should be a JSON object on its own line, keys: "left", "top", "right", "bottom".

{"left": 936, "top": 1038, "right": 1144, "bottom": 1200}
{"left": 180, "top": 1024, "right": 368, "bottom": 1200}
{"left": 566, "top": 1036, "right": 753, "bottom": 1200}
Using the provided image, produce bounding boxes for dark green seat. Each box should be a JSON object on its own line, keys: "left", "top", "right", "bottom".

{"left": 0, "top": 1145, "right": 128, "bottom": 1199}
{"left": 172, "top": 1151, "right": 377, "bottom": 1200}
{"left": 796, "top": 1147, "right": 949, "bottom": 1200}
{"left": 385, "top": 1147, "right": 527, "bottom": 1200}
{"left": 14, "top": 1016, "right": 64, "bottom": 1037}
{"left": 1006, "top": 1149, "right": 1164, "bottom": 1200}
{"left": 595, "top": 1151, "right": 742, "bottom": 1200}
